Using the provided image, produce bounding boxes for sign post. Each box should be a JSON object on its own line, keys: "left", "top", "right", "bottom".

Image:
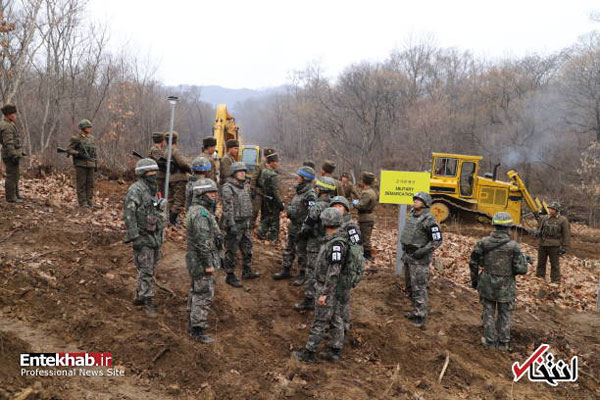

{"left": 379, "top": 170, "right": 431, "bottom": 275}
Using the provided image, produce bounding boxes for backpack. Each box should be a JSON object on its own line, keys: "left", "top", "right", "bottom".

{"left": 328, "top": 235, "right": 365, "bottom": 297}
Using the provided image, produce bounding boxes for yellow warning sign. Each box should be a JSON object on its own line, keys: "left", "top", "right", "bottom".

{"left": 379, "top": 170, "right": 431, "bottom": 205}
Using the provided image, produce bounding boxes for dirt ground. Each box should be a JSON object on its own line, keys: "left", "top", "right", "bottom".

{"left": 0, "top": 174, "right": 598, "bottom": 399}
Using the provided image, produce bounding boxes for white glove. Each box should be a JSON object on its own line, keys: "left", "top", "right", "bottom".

{"left": 352, "top": 199, "right": 359, "bottom": 206}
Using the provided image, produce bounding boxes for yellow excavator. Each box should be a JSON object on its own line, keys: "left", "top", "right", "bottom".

{"left": 429, "top": 153, "right": 549, "bottom": 227}
{"left": 212, "top": 104, "right": 262, "bottom": 178}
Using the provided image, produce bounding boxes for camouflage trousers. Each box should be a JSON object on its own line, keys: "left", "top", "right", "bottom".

{"left": 188, "top": 275, "right": 215, "bottom": 329}
{"left": 343, "top": 293, "right": 351, "bottom": 333}
{"left": 281, "top": 229, "right": 308, "bottom": 273}
{"left": 134, "top": 246, "right": 160, "bottom": 300}
{"left": 481, "top": 297, "right": 514, "bottom": 346}
{"left": 258, "top": 204, "right": 280, "bottom": 242}
{"left": 169, "top": 181, "right": 186, "bottom": 214}
{"left": 305, "top": 294, "right": 348, "bottom": 352}
{"left": 303, "top": 244, "right": 319, "bottom": 301}
{"left": 224, "top": 219, "right": 252, "bottom": 274}
{"left": 2, "top": 157, "right": 20, "bottom": 201}
{"left": 75, "top": 166, "right": 94, "bottom": 206}
{"left": 402, "top": 253, "right": 430, "bottom": 318}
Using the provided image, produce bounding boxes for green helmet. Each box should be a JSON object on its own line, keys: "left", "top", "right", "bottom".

{"left": 320, "top": 207, "right": 343, "bottom": 227}
{"left": 78, "top": 119, "right": 92, "bottom": 130}
{"left": 135, "top": 158, "right": 159, "bottom": 176}
{"left": 492, "top": 212, "right": 514, "bottom": 227}
{"left": 330, "top": 195, "right": 350, "bottom": 211}
{"left": 413, "top": 191, "right": 432, "bottom": 208}
{"left": 152, "top": 131, "right": 165, "bottom": 143}
{"left": 297, "top": 166, "right": 316, "bottom": 181}
{"left": 192, "top": 156, "right": 212, "bottom": 173}
{"left": 315, "top": 176, "right": 336, "bottom": 193}
{"left": 192, "top": 178, "right": 218, "bottom": 195}
{"left": 548, "top": 201, "right": 561, "bottom": 211}
{"left": 231, "top": 161, "right": 247, "bottom": 176}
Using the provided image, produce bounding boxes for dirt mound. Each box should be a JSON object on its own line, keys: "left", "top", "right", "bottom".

{"left": 0, "top": 176, "right": 598, "bottom": 399}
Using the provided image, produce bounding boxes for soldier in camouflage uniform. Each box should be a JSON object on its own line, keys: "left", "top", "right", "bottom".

{"left": 257, "top": 153, "right": 283, "bottom": 242}
{"left": 149, "top": 132, "right": 166, "bottom": 196}
{"left": 354, "top": 172, "right": 377, "bottom": 260}
{"left": 201, "top": 137, "right": 218, "bottom": 182}
{"left": 400, "top": 192, "right": 443, "bottom": 327}
{"left": 222, "top": 162, "right": 259, "bottom": 287}
{"left": 0, "top": 105, "right": 25, "bottom": 203}
{"left": 295, "top": 176, "right": 337, "bottom": 310}
{"left": 319, "top": 160, "right": 344, "bottom": 196}
{"left": 219, "top": 139, "right": 239, "bottom": 186}
{"left": 535, "top": 202, "right": 570, "bottom": 283}
{"left": 185, "top": 156, "right": 212, "bottom": 211}
{"left": 165, "top": 131, "right": 191, "bottom": 226}
{"left": 250, "top": 148, "right": 275, "bottom": 226}
{"left": 273, "top": 166, "right": 317, "bottom": 281}
{"left": 66, "top": 119, "right": 97, "bottom": 207}
{"left": 469, "top": 212, "right": 528, "bottom": 350}
{"left": 293, "top": 207, "right": 349, "bottom": 363}
{"left": 123, "top": 158, "right": 167, "bottom": 317}
{"left": 186, "top": 178, "right": 221, "bottom": 344}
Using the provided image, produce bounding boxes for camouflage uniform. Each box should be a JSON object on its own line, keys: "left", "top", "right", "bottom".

{"left": 302, "top": 194, "right": 332, "bottom": 302}
{"left": 340, "top": 213, "right": 362, "bottom": 332}
{"left": 168, "top": 147, "right": 191, "bottom": 214}
{"left": 305, "top": 230, "right": 349, "bottom": 352}
{"left": 186, "top": 194, "right": 221, "bottom": 330}
{"left": 536, "top": 214, "right": 570, "bottom": 283}
{"left": 469, "top": 230, "right": 528, "bottom": 347}
{"left": 67, "top": 132, "right": 97, "bottom": 206}
{"left": 123, "top": 175, "right": 166, "bottom": 303}
{"left": 356, "top": 186, "right": 377, "bottom": 257}
{"left": 148, "top": 143, "right": 166, "bottom": 196}
{"left": 280, "top": 181, "right": 316, "bottom": 275}
{"left": 400, "top": 208, "right": 443, "bottom": 320}
{"left": 257, "top": 166, "right": 283, "bottom": 242}
{"left": 221, "top": 177, "right": 253, "bottom": 274}
{"left": 0, "top": 119, "right": 23, "bottom": 202}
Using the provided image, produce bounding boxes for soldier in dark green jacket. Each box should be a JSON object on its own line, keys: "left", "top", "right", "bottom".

{"left": 123, "top": 158, "right": 167, "bottom": 317}
{"left": 536, "top": 202, "right": 571, "bottom": 283}
{"left": 250, "top": 148, "right": 275, "bottom": 226}
{"left": 67, "top": 119, "right": 97, "bottom": 207}
{"left": 0, "top": 105, "right": 25, "bottom": 203}
{"left": 257, "top": 153, "right": 283, "bottom": 242}
{"left": 354, "top": 172, "right": 378, "bottom": 260}
{"left": 470, "top": 212, "right": 528, "bottom": 350}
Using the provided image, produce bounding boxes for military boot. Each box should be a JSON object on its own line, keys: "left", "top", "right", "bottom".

{"left": 242, "top": 267, "right": 260, "bottom": 280}
{"left": 169, "top": 212, "right": 179, "bottom": 226}
{"left": 318, "top": 348, "right": 341, "bottom": 362}
{"left": 272, "top": 267, "right": 292, "bottom": 280}
{"left": 225, "top": 273, "right": 242, "bottom": 288}
{"left": 411, "top": 316, "right": 425, "bottom": 328}
{"left": 497, "top": 342, "right": 510, "bottom": 352}
{"left": 132, "top": 296, "right": 145, "bottom": 306}
{"left": 292, "top": 349, "right": 315, "bottom": 363}
{"left": 144, "top": 298, "right": 157, "bottom": 318}
{"left": 294, "top": 297, "right": 314, "bottom": 311}
{"left": 404, "top": 311, "right": 416, "bottom": 320}
{"left": 363, "top": 249, "right": 373, "bottom": 261}
{"left": 292, "top": 271, "right": 305, "bottom": 286}
{"left": 481, "top": 337, "right": 497, "bottom": 350}
{"left": 190, "top": 327, "right": 214, "bottom": 344}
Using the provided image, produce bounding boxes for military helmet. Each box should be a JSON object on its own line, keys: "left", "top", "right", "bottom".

{"left": 320, "top": 207, "right": 343, "bottom": 228}
{"left": 548, "top": 201, "right": 561, "bottom": 211}
{"left": 192, "top": 178, "right": 218, "bottom": 195}
{"left": 78, "top": 119, "right": 92, "bottom": 130}
{"left": 152, "top": 131, "right": 165, "bottom": 143}
{"left": 492, "top": 212, "right": 514, "bottom": 227}
{"left": 315, "top": 176, "right": 337, "bottom": 193}
{"left": 297, "top": 166, "right": 315, "bottom": 181}
{"left": 192, "top": 156, "right": 212, "bottom": 173}
{"left": 413, "top": 191, "right": 432, "bottom": 208}
{"left": 231, "top": 161, "right": 247, "bottom": 176}
{"left": 135, "top": 158, "right": 159, "bottom": 176}
{"left": 330, "top": 195, "right": 350, "bottom": 211}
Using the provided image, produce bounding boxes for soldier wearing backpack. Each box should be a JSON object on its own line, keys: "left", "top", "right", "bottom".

{"left": 293, "top": 207, "right": 359, "bottom": 363}
{"left": 185, "top": 157, "right": 212, "bottom": 212}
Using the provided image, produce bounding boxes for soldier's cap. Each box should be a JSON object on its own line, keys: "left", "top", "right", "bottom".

{"left": 152, "top": 131, "right": 165, "bottom": 143}
{"left": 303, "top": 160, "right": 316, "bottom": 169}
{"left": 264, "top": 148, "right": 276, "bottom": 157}
{"left": 167, "top": 130, "right": 179, "bottom": 143}
{"left": 297, "top": 166, "right": 315, "bottom": 181}
{"left": 341, "top": 172, "right": 350, "bottom": 179}
{"left": 315, "top": 179, "right": 336, "bottom": 191}
{"left": 361, "top": 171, "right": 375, "bottom": 184}
{"left": 266, "top": 152, "right": 279, "bottom": 163}
{"left": 1, "top": 104, "right": 17, "bottom": 115}
{"left": 226, "top": 139, "right": 239, "bottom": 148}
{"left": 203, "top": 137, "right": 217, "bottom": 148}
{"left": 321, "top": 160, "right": 336, "bottom": 173}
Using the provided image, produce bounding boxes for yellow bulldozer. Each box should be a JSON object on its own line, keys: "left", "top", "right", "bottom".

{"left": 429, "top": 152, "right": 549, "bottom": 227}
{"left": 212, "top": 104, "right": 262, "bottom": 179}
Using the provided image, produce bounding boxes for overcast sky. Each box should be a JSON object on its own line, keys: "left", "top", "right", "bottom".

{"left": 87, "top": 0, "right": 599, "bottom": 89}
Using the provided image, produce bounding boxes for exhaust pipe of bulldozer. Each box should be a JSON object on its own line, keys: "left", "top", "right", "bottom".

{"left": 492, "top": 163, "right": 501, "bottom": 181}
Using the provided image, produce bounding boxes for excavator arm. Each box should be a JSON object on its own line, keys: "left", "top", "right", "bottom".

{"left": 507, "top": 170, "right": 548, "bottom": 220}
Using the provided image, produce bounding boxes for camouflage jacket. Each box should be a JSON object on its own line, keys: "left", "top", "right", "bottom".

{"left": 0, "top": 119, "right": 23, "bottom": 160}
{"left": 148, "top": 144, "right": 166, "bottom": 178}
{"left": 259, "top": 167, "right": 283, "bottom": 210}
{"left": 185, "top": 175, "right": 200, "bottom": 211}
{"left": 220, "top": 153, "right": 235, "bottom": 182}
{"left": 304, "top": 194, "right": 332, "bottom": 252}
{"left": 67, "top": 133, "right": 96, "bottom": 168}
{"left": 341, "top": 214, "right": 362, "bottom": 246}
{"left": 538, "top": 214, "right": 570, "bottom": 248}
{"left": 201, "top": 149, "right": 217, "bottom": 182}
{"left": 314, "top": 230, "right": 349, "bottom": 299}
{"left": 123, "top": 179, "right": 166, "bottom": 249}
{"left": 186, "top": 203, "right": 221, "bottom": 279}
{"left": 221, "top": 177, "right": 253, "bottom": 227}
{"left": 356, "top": 187, "right": 378, "bottom": 223}
{"left": 400, "top": 209, "right": 443, "bottom": 261}
{"left": 286, "top": 182, "right": 317, "bottom": 233}
{"left": 469, "top": 230, "right": 528, "bottom": 302}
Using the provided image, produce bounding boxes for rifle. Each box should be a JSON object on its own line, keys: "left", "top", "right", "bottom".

{"left": 57, "top": 147, "right": 70, "bottom": 157}
{"left": 132, "top": 151, "right": 144, "bottom": 159}
{"left": 132, "top": 151, "right": 173, "bottom": 173}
